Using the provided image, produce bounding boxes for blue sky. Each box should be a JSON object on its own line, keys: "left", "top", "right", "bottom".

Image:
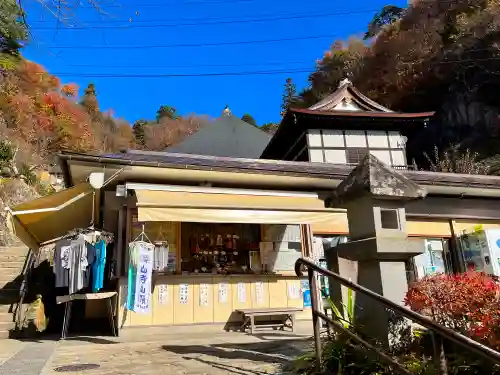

{"left": 22, "top": 0, "right": 407, "bottom": 125}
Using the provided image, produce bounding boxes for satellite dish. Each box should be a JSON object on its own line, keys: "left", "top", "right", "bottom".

{"left": 89, "top": 172, "right": 105, "bottom": 189}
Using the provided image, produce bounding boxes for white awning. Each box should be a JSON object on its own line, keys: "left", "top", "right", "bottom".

{"left": 6, "top": 183, "right": 98, "bottom": 249}
{"left": 129, "top": 183, "right": 344, "bottom": 224}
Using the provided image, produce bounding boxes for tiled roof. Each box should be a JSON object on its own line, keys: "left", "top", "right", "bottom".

{"left": 59, "top": 150, "right": 500, "bottom": 190}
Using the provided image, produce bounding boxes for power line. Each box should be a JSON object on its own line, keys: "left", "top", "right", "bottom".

{"left": 29, "top": 9, "right": 381, "bottom": 30}
{"left": 53, "top": 0, "right": 256, "bottom": 9}
{"left": 48, "top": 56, "right": 500, "bottom": 79}
{"left": 49, "top": 68, "right": 313, "bottom": 78}
{"left": 45, "top": 33, "right": 339, "bottom": 49}
{"left": 65, "top": 60, "right": 313, "bottom": 68}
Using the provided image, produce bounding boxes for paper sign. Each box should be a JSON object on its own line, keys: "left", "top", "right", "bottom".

{"left": 287, "top": 283, "right": 300, "bottom": 299}
{"left": 158, "top": 284, "right": 168, "bottom": 305}
{"left": 237, "top": 282, "right": 246, "bottom": 303}
{"left": 255, "top": 281, "right": 265, "bottom": 305}
{"left": 218, "top": 283, "right": 228, "bottom": 304}
{"left": 179, "top": 284, "right": 189, "bottom": 304}
{"left": 199, "top": 283, "right": 209, "bottom": 307}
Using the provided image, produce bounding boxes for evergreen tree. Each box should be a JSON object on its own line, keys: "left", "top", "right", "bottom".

{"left": 261, "top": 123, "right": 279, "bottom": 134}
{"left": 0, "top": 0, "right": 27, "bottom": 56}
{"left": 241, "top": 113, "right": 257, "bottom": 127}
{"left": 80, "top": 83, "right": 100, "bottom": 117}
{"left": 156, "top": 105, "right": 178, "bottom": 122}
{"left": 280, "top": 78, "right": 296, "bottom": 117}
{"left": 132, "top": 119, "right": 148, "bottom": 147}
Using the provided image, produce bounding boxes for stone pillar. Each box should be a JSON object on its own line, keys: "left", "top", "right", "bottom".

{"left": 326, "top": 155, "right": 426, "bottom": 345}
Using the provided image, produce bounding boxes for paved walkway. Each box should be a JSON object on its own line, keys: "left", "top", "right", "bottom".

{"left": 0, "top": 323, "right": 312, "bottom": 375}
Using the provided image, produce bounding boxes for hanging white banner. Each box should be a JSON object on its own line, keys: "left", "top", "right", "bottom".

{"left": 134, "top": 242, "right": 154, "bottom": 314}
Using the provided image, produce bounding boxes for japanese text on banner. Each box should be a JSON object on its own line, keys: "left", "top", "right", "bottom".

{"left": 134, "top": 243, "right": 153, "bottom": 314}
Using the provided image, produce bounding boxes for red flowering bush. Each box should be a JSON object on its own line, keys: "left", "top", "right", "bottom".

{"left": 405, "top": 271, "right": 500, "bottom": 350}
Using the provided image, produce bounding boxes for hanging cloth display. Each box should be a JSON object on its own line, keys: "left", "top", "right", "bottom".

{"left": 153, "top": 225, "right": 169, "bottom": 272}
{"left": 91, "top": 239, "right": 107, "bottom": 292}
{"left": 127, "top": 225, "right": 154, "bottom": 313}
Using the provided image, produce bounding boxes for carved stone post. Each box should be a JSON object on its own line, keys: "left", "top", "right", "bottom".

{"left": 327, "top": 155, "right": 426, "bottom": 345}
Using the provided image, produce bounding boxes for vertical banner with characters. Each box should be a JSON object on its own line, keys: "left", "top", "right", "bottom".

{"left": 134, "top": 243, "right": 154, "bottom": 314}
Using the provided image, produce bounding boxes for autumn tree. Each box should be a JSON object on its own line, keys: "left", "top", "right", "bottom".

{"left": 280, "top": 78, "right": 296, "bottom": 117}
{"left": 241, "top": 113, "right": 257, "bottom": 127}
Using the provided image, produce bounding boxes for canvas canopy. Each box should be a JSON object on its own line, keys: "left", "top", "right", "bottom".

{"left": 133, "top": 187, "right": 344, "bottom": 224}
{"left": 6, "top": 183, "right": 98, "bottom": 250}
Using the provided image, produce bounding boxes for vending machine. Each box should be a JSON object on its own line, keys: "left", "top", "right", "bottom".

{"left": 412, "top": 239, "right": 449, "bottom": 279}
{"left": 461, "top": 229, "right": 500, "bottom": 276}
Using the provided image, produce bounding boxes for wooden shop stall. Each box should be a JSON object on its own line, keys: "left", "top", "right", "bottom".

{"left": 115, "top": 183, "right": 345, "bottom": 328}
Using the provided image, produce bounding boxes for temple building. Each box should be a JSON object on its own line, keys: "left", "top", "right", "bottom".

{"left": 260, "top": 79, "right": 434, "bottom": 169}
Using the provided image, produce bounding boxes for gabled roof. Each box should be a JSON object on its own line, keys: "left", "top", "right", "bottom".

{"left": 166, "top": 114, "right": 271, "bottom": 159}
{"left": 308, "top": 78, "right": 393, "bottom": 112}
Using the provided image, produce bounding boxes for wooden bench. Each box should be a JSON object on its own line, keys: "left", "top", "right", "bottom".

{"left": 236, "top": 307, "right": 303, "bottom": 334}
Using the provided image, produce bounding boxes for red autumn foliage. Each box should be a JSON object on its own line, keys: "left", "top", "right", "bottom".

{"left": 405, "top": 271, "right": 500, "bottom": 350}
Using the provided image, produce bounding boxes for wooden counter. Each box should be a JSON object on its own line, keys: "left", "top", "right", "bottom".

{"left": 117, "top": 274, "right": 310, "bottom": 328}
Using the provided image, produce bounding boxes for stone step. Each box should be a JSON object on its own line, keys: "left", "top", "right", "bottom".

{"left": 0, "top": 261, "right": 26, "bottom": 268}
{"left": 0, "top": 330, "right": 10, "bottom": 339}
{"left": 0, "top": 247, "right": 29, "bottom": 256}
{"left": 0, "top": 254, "right": 28, "bottom": 262}
{"left": 0, "top": 312, "right": 13, "bottom": 323}
{"left": 0, "top": 321, "right": 14, "bottom": 332}
{"left": 0, "top": 276, "right": 22, "bottom": 285}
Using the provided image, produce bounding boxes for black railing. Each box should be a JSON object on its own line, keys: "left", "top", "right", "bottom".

{"left": 295, "top": 258, "right": 500, "bottom": 375}
{"left": 13, "top": 248, "right": 35, "bottom": 330}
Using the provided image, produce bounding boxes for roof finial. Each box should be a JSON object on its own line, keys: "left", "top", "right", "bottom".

{"left": 338, "top": 78, "right": 351, "bottom": 88}
{"left": 222, "top": 104, "right": 232, "bottom": 116}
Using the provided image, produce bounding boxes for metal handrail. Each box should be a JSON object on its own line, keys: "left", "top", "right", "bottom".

{"left": 14, "top": 248, "right": 35, "bottom": 329}
{"left": 295, "top": 258, "right": 500, "bottom": 374}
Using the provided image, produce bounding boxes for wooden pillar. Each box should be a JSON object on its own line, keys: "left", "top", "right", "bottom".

{"left": 116, "top": 206, "right": 125, "bottom": 277}
{"left": 448, "top": 219, "right": 466, "bottom": 273}
{"left": 124, "top": 206, "right": 132, "bottom": 275}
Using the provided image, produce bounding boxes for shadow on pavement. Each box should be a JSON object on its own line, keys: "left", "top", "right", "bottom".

{"left": 182, "top": 356, "right": 270, "bottom": 375}
{"left": 162, "top": 337, "right": 310, "bottom": 365}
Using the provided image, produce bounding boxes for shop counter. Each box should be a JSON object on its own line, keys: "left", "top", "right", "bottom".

{"left": 116, "top": 273, "right": 311, "bottom": 328}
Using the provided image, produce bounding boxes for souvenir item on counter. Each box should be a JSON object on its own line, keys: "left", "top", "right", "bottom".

{"left": 216, "top": 234, "right": 223, "bottom": 247}
{"left": 199, "top": 234, "right": 210, "bottom": 250}
{"left": 190, "top": 235, "right": 200, "bottom": 254}
{"left": 225, "top": 235, "right": 233, "bottom": 250}
{"left": 232, "top": 235, "right": 239, "bottom": 250}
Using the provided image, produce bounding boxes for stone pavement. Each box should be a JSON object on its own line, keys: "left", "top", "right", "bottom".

{"left": 0, "top": 322, "right": 313, "bottom": 375}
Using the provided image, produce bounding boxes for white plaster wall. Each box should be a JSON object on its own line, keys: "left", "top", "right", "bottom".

{"left": 345, "top": 130, "right": 367, "bottom": 147}
{"left": 367, "top": 131, "right": 389, "bottom": 148}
